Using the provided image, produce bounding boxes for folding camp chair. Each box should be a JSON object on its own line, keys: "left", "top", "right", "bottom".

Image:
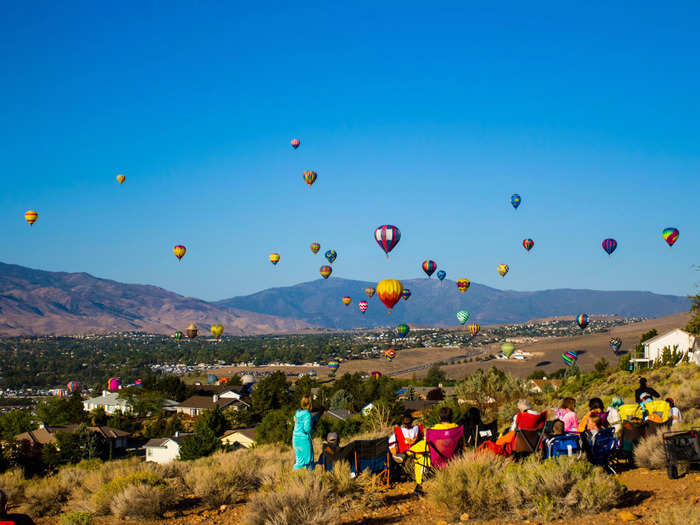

{"left": 543, "top": 433, "right": 582, "bottom": 459}
{"left": 392, "top": 424, "right": 424, "bottom": 454}
{"left": 411, "top": 425, "right": 464, "bottom": 484}
{"left": 512, "top": 411, "right": 548, "bottom": 458}
{"left": 465, "top": 421, "right": 498, "bottom": 449}
{"left": 584, "top": 427, "right": 619, "bottom": 474}
{"left": 353, "top": 437, "right": 391, "bottom": 485}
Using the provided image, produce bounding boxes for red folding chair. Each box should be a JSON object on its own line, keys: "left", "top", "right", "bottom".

{"left": 512, "top": 411, "right": 548, "bottom": 457}
{"left": 393, "top": 424, "right": 424, "bottom": 453}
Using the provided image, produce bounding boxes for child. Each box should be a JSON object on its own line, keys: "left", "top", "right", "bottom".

{"left": 555, "top": 397, "right": 579, "bottom": 433}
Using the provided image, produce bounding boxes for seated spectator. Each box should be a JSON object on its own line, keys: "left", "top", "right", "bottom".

{"left": 550, "top": 419, "right": 565, "bottom": 436}
{"left": 578, "top": 397, "right": 608, "bottom": 432}
{"left": 408, "top": 406, "right": 458, "bottom": 493}
{"left": 508, "top": 399, "right": 539, "bottom": 431}
{"left": 607, "top": 396, "right": 624, "bottom": 433}
{"left": 581, "top": 412, "right": 604, "bottom": 448}
{"left": 0, "top": 489, "right": 36, "bottom": 525}
{"left": 555, "top": 397, "right": 579, "bottom": 433}
{"left": 389, "top": 413, "right": 422, "bottom": 461}
{"left": 666, "top": 398, "right": 682, "bottom": 425}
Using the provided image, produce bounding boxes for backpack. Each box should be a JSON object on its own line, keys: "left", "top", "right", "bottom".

{"left": 544, "top": 433, "right": 581, "bottom": 459}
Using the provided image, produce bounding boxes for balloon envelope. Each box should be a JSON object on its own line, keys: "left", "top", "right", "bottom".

{"left": 174, "top": 331, "right": 183, "bottom": 341}
{"left": 384, "top": 349, "right": 396, "bottom": 361}
{"left": 107, "top": 377, "right": 121, "bottom": 391}
{"left": 456, "top": 310, "right": 470, "bottom": 325}
{"left": 468, "top": 323, "right": 480, "bottom": 336}
{"left": 116, "top": 174, "right": 126, "bottom": 184}
{"left": 342, "top": 296, "right": 352, "bottom": 306}
{"left": 310, "top": 242, "right": 321, "bottom": 254}
{"left": 562, "top": 351, "right": 578, "bottom": 366}
{"left": 662, "top": 228, "right": 679, "bottom": 247}
{"left": 269, "top": 253, "right": 280, "bottom": 265}
{"left": 325, "top": 250, "right": 337, "bottom": 264}
{"left": 497, "top": 264, "right": 509, "bottom": 277}
{"left": 211, "top": 324, "right": 224, "bottom": 339}
{"left": 396, "top": 324, "right": 410, "bottom": 338}
{"left": 437, "top": 270, "right": 446, "bottom": 281}
{"left": 501, "top": 343, "right": 515, "bottom": 358}
{"left": 291, "top": 139, "right": 300, "bottom": 149}
{"left": 358, "top": 300, "right": 368, "bottom": 313}
{"left": 401, "top": 289, "right": 411, "bottom": 301}
{"left": 173, "top": 245, "right": 186, "bottom": 261}
{"left": 364, "top": 287, "right": 376, "bottom": 298}
{"left": 422, "top": 260, "right": 437, "bottom": 278}
{"left": 25, "top": 210, "right": 38, "bottom": 226}
{"left": 576, "top": 314, "right": 589, "bottom": 329}
{"left": 610, "top": 337, "right": 622, "bottom": 352}
{"left": 320, "top": 265, "right": 332, "bottom": 279}
{"left": 66, "top": 381, "right": 79, "bottom": 393}
{"left": 302, "top": 170, "right": 317, "bottom": 187}
{"left": 602, "top": 238, "right": 617, "bottom": 255}
{"left": 376, "top": 279, "right": 403, "bottom": 311}
{"left": 374, "top": 225, "right": 401, "bottom": 256}
{"left": 510, "top": 194, "right": 521, "bottom": 209}
{"left": 522, "top": 238, "right": 534, "bottom": 252}
{"left": 456, "top": 279, "right": 470, "bottom": 294}
{"left": 328, "top": 360, "right": 340, "bottom": 371}
{"left": 370, "top": 371, "right": 382, "bottom": 379}
{"left": 186, "top": 323, "right": 198, "bottom": 339}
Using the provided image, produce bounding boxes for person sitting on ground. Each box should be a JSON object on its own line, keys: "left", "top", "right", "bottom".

{"left": 555, "top": 397, "right": 579, "bottom": 433}
{"left": 578, "top": 397, "right": 608, "bottom": 432}
{"left": 666, "top": 398, "right": 682, "bottom": 425}
{"left": 635, "top": 377, "right": 660, "bottom": 403}
{"left": 389, "top": 412, "right": 421, "bottom": 462}
{"left": 607, "top": 396, "right": 624, "bottom": 433}
{"left": 508, "top": 399, "right": 539, "bottom": 431}
{"left": 0, "top": 489, "right": 36, "bottom": 525}
{"left": 319, "top": 431, "right": 340, "bottom": 464}
{"left": 408, "top": 406, "right": 458, "bottom": 494}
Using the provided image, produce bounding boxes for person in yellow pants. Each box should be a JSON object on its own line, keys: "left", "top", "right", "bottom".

{"left": 409, "top": 406, "right": 457, "bottom": 493}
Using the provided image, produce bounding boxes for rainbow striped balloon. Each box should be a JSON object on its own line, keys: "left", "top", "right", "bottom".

{"left": 576, "top": 314, "right": 589, "bottom": 329}
{"left": 562, "top": 351, "right": 578, "bottom": 366}
{"left": 302, "top": 170, "right": 317, "bottom": 187}
{"left": 662, "top": 227, "right": 679, "bottom": 247}
{"left": 422, "top": 260, "right": 437, "bottom": 277}
{"left": 384, "top": 349, "right": 396, "bottom": 361}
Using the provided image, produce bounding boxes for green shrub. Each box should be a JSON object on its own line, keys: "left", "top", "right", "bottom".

{"left": 91, "top": 471, "right": 165, "bottom": 515}
{"left": 60, "top": 511, "right": 93, "bottom": 525}
{"left": 110, "top": 484, "right": 176, "bottom": 519}
{"left": 22, "top": 476, "right": 70, "bottom": 516}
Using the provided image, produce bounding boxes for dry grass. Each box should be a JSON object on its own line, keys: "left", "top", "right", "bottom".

{"left": 0, "top": 468, "right": 25, "bottom": 509}
{"left": 650, "top": 503, "right": 700, "bottom": 525}
{"left": 110, "top": 483, "right": 176, "bottom": 519}
{"left": 634, "top": 433, "right": 667, "bottom": 470}
{"left": 22, "top": 476, "right": 71, "bottom": 516}
{"left": 427, "top": 452, "right": 625, "bottom": 521}
{"left": 91, "top": 471, "right": 165, "bottom": 515}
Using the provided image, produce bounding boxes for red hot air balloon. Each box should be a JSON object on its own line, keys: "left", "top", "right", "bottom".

{"left": 422, "top": 260, "right": 437, "bottom": 278}
{"left": 522, "top": 238, "right": 534, "bottom": 252}
{"left": 358, "top": 300, "right": 368, "bottom": 313}
{"left": 320, "top": 265, "right": 332, "bottom": 279}
{"left": 602, "top": 238, "right": 617, "bottom": 255}
{"left": 374, "top": 225, "right": 401, "bottom": 257}
{"left": 290, "top": 139, "right": 300, "bottom": 149}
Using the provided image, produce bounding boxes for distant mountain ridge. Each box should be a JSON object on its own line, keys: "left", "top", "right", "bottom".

{"left": 216, "top": 277, "right": 691, "bottom": 329}
{"left": 0, "top": 262, "right": 311, "bottom": 336}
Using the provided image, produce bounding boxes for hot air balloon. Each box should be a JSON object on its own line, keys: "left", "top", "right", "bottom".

{"left": 396, "top": 324, "right": 410, "bottom": 338}
{"left": 510, "top": 194, "right": 521, "bottom": 209}
{"left": 562, "top": 351, "right": 578, "bottom": 366}
{"left": 211, "top": 324, "right": 224, "bottom": 339}
{"left": 610, "top": 337, "right": 622, "bottom": 353}
{"left": 602, "top": 238, "right": 617, "bottom": 256}
{"left": 456, "top": 279, "right": 470, "bottom": 294}
{"left": 325, "top": 250, "right": 337, "bottom": 264}
{"left": 269, "top": 253, "right": 280, "bottom": 266}
{"left": 107, "top": 377, "right": 121, "bottom": 391}
{"left": 291, "top": 139, "right": 300, "bottom": 149}
{"left": 384, "top": 349, "right": 396, "bottom": 361}
{"left": 497, "top": 264, "right": 509, "bottom": 277}
{"left": 576, "top": 314, "right": 589, "bottom": 330}
{"left": 662, "top": 228, "right": 679, "bottom": 247}
{"left": 173, "top": 245, "right": 186, "bottom": 261}
{"left": 374, "top": 225, "right": 401, "bottom": 257}
{"left": 66, "top": 381, "right": 79, "bottom": 393}
{"left": 422, "top": 260, "right": 437, "bottom": 278}
{"left": 501, "top": 343, "right": 515, "bottom": 358}
{"left": 24, "top": 210, "right": 38, "bottom": 226}
{"left": 135, "top": 379, "right": 143, "bottom": 387}
{"left": 401, "top": 289, "right": 411, "bottom": 301}
{"left": 364, "top": 287, "right": 376, "bottom": 298}
{"left": 320, "top": 265, "right": 332, "bottom": 279}
{"left": 328, "top": 360, "right": 340, "bottom": 373}
{"left": 186, "top": 323, "right": 198, "bottom": 339}
{"left": 310, "top": 242, "right": 321, "bottom": 254}
{"left": 358, "top": 300, "right": 368, "bottom": 313}
{"left": 522, "top": 238, "right": 534, "bottom": 252}
{"left": 437, "top": 270, "right": 446, "bottom": 282}
{"left": 468, "top": 323, "right": 480, "bottom": 336}
{"left": 376, "top": 279, "right": 403, "bottom": 313}
{"left": 302, "top": 170, "right": 317, "bottom": 187}
{"left": 116, "top": 174, "right": 126, "bottom": 184}
{"left": 370, "top": 371, "right": 382, "bottom": 379}
{"left": 456, "top": 311, "right": 470, "bottom": 325}
{"left": 174, "top": 331, "right": 183, "bottom": 341}
{"left": 342, "top": 296, "right": 352, "bottom": 306}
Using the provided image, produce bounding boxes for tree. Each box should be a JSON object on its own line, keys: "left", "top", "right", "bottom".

{"left": 255, "top": 409, "right": 293, "bottom": 445}
{"left": 249, "top": 372, "right": 291, "bottom": 414}
{"left": 329, "top": 389, "right": 354, "bottom": 411}
{"left": 179, "top": 427, "right": 219, "bottom": 460}
{"left": 194, "top": 406, "right": 227, "bottom": 437}
{"left": 686, "top": 294, "right": 700, "bottom": 335}
{"left": 456, "top": 368, "right": 525, "bottom": 416}
{"left": 0, "top": 409, "right": 35, "bottom": 442}
{"left": 36, "top": 393, "right": 87, "bottom": 425}
{"left": 118, "top": 388, "right": 165, "bottom": 418}
{"left": 423, "top": 365, "right": 447, "bottom": 387}
{"left": 594, "top": 358, "right": 610, "bottom": 374}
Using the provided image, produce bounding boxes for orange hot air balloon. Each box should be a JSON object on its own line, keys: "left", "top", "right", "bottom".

{"left": 310, "top": 242, "right": 321, "bottom": 254}
{"left": 24, "top": 210, "right": 38, "bottom": 226}
{"left": 290, "top": 139, "right": 300, "bottom": 149}
{"left": 342, "top": 296, "right": 352, "bottom": 306}
{"left": 302, "top": 170, "right": 317, "bottom": 187}
{"left": 456, "top": 279, "right": 470, "bottom": 294}
{"left": 173, "top": 245, "right": 187, "bottom": 261}
{"left": 376, "top": 279, "right": 403, "bottom": 313}
{"left": 116, "top": 174, "right": 126, "bottom": 184}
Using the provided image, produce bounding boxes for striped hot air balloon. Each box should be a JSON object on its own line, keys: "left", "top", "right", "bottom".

{"left": 358, "top": 300, "right": 368, "bottom": 313}
{"left": 173, "top": 245, "right": 187, "bottom": 261}
{"left": 456, "top": 279, "right": 470, "bottom": 294}
{"left": 522, "top": 238, "right": 534, "bottom": 252}
{"left": 66, "top": 381, "right": 79, "bottom": 393}
{"left": 328, "top": 360, "right": 340, "bottom": 372}
{"left": 468, "top": 323, "right": 480, "bottom": 336}
{"left": 396, "top": 324, "right": 410, "bottom": 338}
{"left": 562, "top": 351, "right": 578, "bottom": 366}
{"left": 310, "top": 242, "right": 321, "bottom": 254}
{"left": 662, "top": 228, "right": 679, "bottom": 247}
{"left": 174, "top": 331, "right": 183, "bottom": 341}
{"left": 401, "top": 289, "right": 411, "bottom": 301}
{"left": 320, "top": 265, "right": 332, "bottom": 279}
{"left": 374, "top": 225, "right": 401, "bottom": 257}
{"left": 107, "top": 377, "right": 121, "bottom": 391}
{"left": 302, "top": 170, "right": 317, "bottom": 187}
{"left": 576, "top": 314, "right": 589, "bottom": 329}
{"left": 342, "top": 296, "right": 352, "bottom": 306}
{"left": 602, "top": 238, "right": 617, "bottom": 255}
{"left": 456, "top": 311, "right": 470, "bottom": 325}
{"left": 384, "top": 349, "right": 396, "bottom": 361}
{"left": 376, "top": 279, "right": 403, "bottom": 313}
{"left": 25, "top": 210, "right": 38, "bottom": 226}
{"left": 370, "top": 371, "right": 382, "bottom": 379}
{"left": 422, "top": 260, "right": 437, "bottom": 278}
{"left": 497, "top": 264, "right": 509, "bottom": 277}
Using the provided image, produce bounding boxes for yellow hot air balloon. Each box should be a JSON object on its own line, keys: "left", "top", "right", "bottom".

{"left": 269, "top": 253, "right": 280, "bottom": 266}
{"left": 376, "top": 279, "right": 403, "bottom": 313}
{"left": 211, "top": 324, "right": 224, "bottom": 339}
{"left": 468, "top": 323, "right": 480, "bottom": 336}
{"left": 456, "top": 279, "right": 470, "bottom": 294}
{"left": 497, "top": 264, "right": 509, "bottom": 277}
{"left": 173, "top": 245, "right": 187, "bottom": 261}
{"left": 116, "top": 174, "right": 126, "bottom": 184}
{"left": 24, "top": 210, "right": 38, "bottom": 226}
{"left": 342, "top": 296, "right": 352, "bottom": 306}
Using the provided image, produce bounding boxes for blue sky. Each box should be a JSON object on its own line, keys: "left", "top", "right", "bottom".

{"left": 2, "top": 2, "right": 699, "bottom": 301}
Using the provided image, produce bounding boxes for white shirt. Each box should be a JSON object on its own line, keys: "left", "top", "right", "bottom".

{"left": 669, "top": 406, "right": 682, "bottom": 422}
{"left": 388, "top": 425, "right": 420, "bottom": 445}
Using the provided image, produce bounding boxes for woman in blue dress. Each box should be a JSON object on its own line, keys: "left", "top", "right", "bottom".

{"left": 293, "top": 396, "right": 323, "bottom": 470}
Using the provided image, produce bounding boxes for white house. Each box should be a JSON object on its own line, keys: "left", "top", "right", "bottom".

{"left": 145, "top": 432, "right": 191, "bottom": 464}
{"left": 83, "top": 391, "right": 132, "bottom": 415}
{"left": 220, "top": 428, "right": 256, "bottom": 449}
{"left": 632, "top": 329, "right": 699, "bottom": 368}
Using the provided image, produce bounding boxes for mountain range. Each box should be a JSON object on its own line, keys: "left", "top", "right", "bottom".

{"left": 0, "top": 261, "right": 691, "bottom": 336}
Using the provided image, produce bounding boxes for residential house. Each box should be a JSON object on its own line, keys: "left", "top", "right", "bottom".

{"left": 174, "top": 394, "right": 248, "bottom": 417}
{"left": 145, "top": 432, "right": 191, "bottom": 464}
{"left": 632, "top": 329, "right": 698, "bottom": 368}
{"left": 220, "top": 428, "right": 256, "bottom": 449}
{"left": 528, "top": 379, "right": 562, "bottom": 393}
{"left": 82, "top": 391, "right": 132, "bottom": 415}
{"left": 15, "top": 423, "right": 131, "bottom": 449}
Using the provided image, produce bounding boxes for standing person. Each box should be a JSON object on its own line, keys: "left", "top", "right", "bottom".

{"left": 635, "top": 378, "right": 660, "bottom": 403}
{"left": 555, "top": 398, "right": 579, "bottom": 433}
{"left": 0, "top": 489, "right": 36, "bottom": 525}
{"left": 666, "top": 398, "right": 682, "bottom": 424}
{"left": 293, "top": 396, "right": 323, "bottom": 470}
